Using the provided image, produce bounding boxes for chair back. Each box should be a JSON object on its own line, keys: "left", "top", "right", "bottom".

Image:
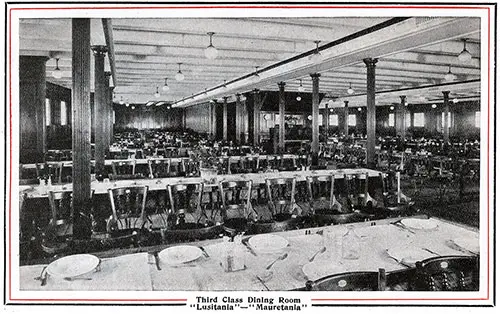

{"left": 265, "top": 177, "right": 296, "bottom": 215}
{"left": 280, "top": 155, "right": 297, "bottom": 171}
{"left": 182, "top": 158, "right": 199, "bottom": 177}
{"left": 111, "top": 160, "right": 136, "bottom": 176}
{"left": 44, "top": 162, "right": 63, "bottom": 184}
{"left": 267, "top": 155, "right": 281, "bottom": 170}
{"left": 242, "top": 156, "right": 260, "bottom": 173}
{"left": 218, "top": 157, "right": 231, "bottom": 175}
{"left": 306, "top": 269, "right": 386, "bottom": 291}
{"left": 167, "top": 182, "right": 204, "bottom": 215}
{"left": 219, "top": 180, "right": 252, "bottom": 219}
{"left": 148, "top": 158, "right": 171, "bottom": 178}
{"left": 306, "top": 175, "right": 336, "bottom": 212}
{"left": 48, "top": 190, "right": 73, "bottom": 226}
{"left": 107, "top": 185, "right": 148, "bottom": 230}
{"left": 415, "top": 255, "right": 479, "bottom": 291}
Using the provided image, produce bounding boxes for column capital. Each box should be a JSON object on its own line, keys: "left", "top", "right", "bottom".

{"left": 363, "top": 58, "right": 378, "bottom": 67}
{"left": 278, "top": 81, "right": 286, "bottom": 88}
{"left": 91, "top": 45, "right": 108, "bottom": 56}
{"left": 105, "top": 71, "right": 112, "bottom": 78}
{"left": 442, "top": 91, "right": 450, "bottom": 98}
{"left": 252, "top": 88, "right": 260, "bottom": 94}
{"left": 344, "top": 100, "right": 349, "bottom": 107}
{"left": 399, "top": 95, "right": 406, "bottom": 102}
{"left": 310, "top": 73, "right": 321, "bottom": 79}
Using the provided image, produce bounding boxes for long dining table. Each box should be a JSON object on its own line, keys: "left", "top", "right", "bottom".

{"left": 18, "top": 216, "right": 479, "bottom": 291}
{"left": 20, "top": 168, "right": 383, "bottom": 199}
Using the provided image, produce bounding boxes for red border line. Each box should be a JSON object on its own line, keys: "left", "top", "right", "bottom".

{"left": 7, "top": 4, "right": 493, "bottom": 304}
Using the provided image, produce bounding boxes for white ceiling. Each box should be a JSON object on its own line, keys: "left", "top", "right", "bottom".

{"left": 19, "top": 16, "right": 481, "bottom": 108}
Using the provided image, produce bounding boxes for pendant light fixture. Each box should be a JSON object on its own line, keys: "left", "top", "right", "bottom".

{"left": 347, "top": 82, "right": 354, "bottom": 95}
{"left": 52, "top": 58, "right": 62, "bottom": 79}
{"left": 296, "top": 96, "right": 302, "bottom": 102}
{"left": 444, "top": 65, "right": 457, "bottom": 82}
{"left": 154, "top": 86, "right": 161, "bottom": 98}
{"left": 175, "top": 63, "right": 185, "bottom": 81}
{"left": 204, "top": 32, "right": 218, "bottom": 60}
{"left": 162, "top": 78, "right": 170, "bottom": 92}
{"left": 458, "top": 39, "right": 472, "bottom": 62}
{"left": 119, "top": 96, "right": 124, "bottom": 105}
{"left": 297, "top": 79, "right": 305, "bottom": 92}
{"left": 309, "top": 40, "right": 322, "bottom": 64}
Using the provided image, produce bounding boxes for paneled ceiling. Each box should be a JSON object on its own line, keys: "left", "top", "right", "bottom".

{"left": 19, "top": 16, "right": 481, "bottom": 108}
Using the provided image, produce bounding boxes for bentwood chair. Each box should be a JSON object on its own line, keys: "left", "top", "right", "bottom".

{"left": 167, "top": 182, "right": 204, "bottom": 224}
{"left": 107, "top": 186, "right": 149, "bottom": 235}
{"left": 219, "top": 180, "right": 254, "bottom": 221}
{"left": 306, "top": 175, "right": 343, "bottom": 213}
{"left": 19, "top": 163, "right": 41, "bottom": 185}
{"left": 110, "top": 160, "right": 137, "bottom": 180}
{"left": 265, "top": 177, "right": 296, "bottom": 217}
{"left": 306, "top": 269, "right": 386, "bottom": 291}
{"left": 43, "top": 162, "right": 63, "bottom": 184}
{"left": 241, "top": 155, "right": 260, "bottom": 173}
{"left": 414, "top": 255, "right": 479, "bottom": 291}
{"left": 148, "top": 158, "right": 171, "bottom": 178}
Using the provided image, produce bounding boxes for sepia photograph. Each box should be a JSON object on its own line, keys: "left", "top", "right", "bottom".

{"left": 3, "top": 0, "right": 496, "bottom": 311}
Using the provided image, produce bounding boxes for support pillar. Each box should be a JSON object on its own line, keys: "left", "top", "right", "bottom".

{"left": 344, "top": 101, "right": 349, "bottom": 137}
{"left": 223, "top": 97, "right": 228, "bottom": 142}
{"left": 19, "top": 56, "right": 49, "bottom": 163}
{"left": 324, "top": 100, "right": 330, "bottom": 144}
{"left": 91, "top": 45, "right": 108, "bottom": 176}
{"left": 443, "top": 91, "right": 450, "bottom": 142}
{"left": 396, "top": 95, "right": 406, "bottom": 138}
{"left": 311, "top": 73, "right": 321, "bottom": 164}
{"left": 72, "top": 18, "right": 92, "bottom": 240}
{"left": 105, "top": 71, "right": 113, "bottom": 150}
{"left": 235, "top": 94, "right": 242, "bottom": 144}
{"left": 278, "top": 82, "right": 286, "bottom": 153}
{"left": 252, "top": 90, "right": 261, "bottom": 147}
{"left": 363, "top": 58, "right": 378, "bottom": 169}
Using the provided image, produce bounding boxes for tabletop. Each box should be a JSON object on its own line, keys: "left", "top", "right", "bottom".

{"left": 19, "top": 216, "right": 478, "bottom": 291}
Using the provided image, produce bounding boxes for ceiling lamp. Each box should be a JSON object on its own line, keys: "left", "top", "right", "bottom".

{"left": 204, "top": 32, "right": 218, "bottom": 60}
{"left": 131, "top": 105, "right": 135, "bottom": 110}
{"left": 175, "top": 63, "right": 185, "bottom": 81}
{"left": 119, "top": 97, "right": 124, "bottom": 105}
{"left": 251, "top": 66, "right": 260, "bottom": 82}
{"left": 297, "top": 79, "right": 305, "bottom": 92}
{"left": 154, "top": 86, "right": 160, "bottom": 98}
{"left": 431, "top": 104, "right": 437, "bottom": 109}
{"left": 307, "top": 115, "right": 312, "bottom": 121}
{"left": 329, "top": 108, "right": 334, "bottom": 113}
{"left": 52, "top": 58, "right": 62, "bottom": 79}
{"left": 162, "top": 78, "right": 170, "bottom": 92}
{"left": 357, "top": 107, "right": 362, "bottom": 112}
{"left": 458, "top": 39, "right": 472, "bottom": 62}
{"left": 296, "top": 96, "right": 302, "bottom": 101}
{"left": 309, "top": 40, "right": 322, "bottom": 64}
{"left": 240, "top": 95, "right": 247, "bottom": 101}
{"left": 390, "top": 105, "right": 395, "bottom": 110}
{"left": 452, "top": 98, "right": 459, "bottom": 103}
{"left": 444, "top": 65, "right": 457, "bottom": 82}
{"left": 347, "top": 82, "right": 354, "bottom": 95}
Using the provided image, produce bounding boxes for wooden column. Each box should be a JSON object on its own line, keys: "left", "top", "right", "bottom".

{"left": 311, "top": 73, "right": 321, "bottom": 162}
{"left": 105, "top": 71, "right": 113, "bottom": 149}
{"left": 19, "top": 56, "right": 48, "bottom": 163}
{"left": 92, "top": 45, "right": 108, "bottom": 175}
{"left": 72, "top": 18, "right": 92, "bottom": 240}
{"left": 252, "top": 89, "right": 261, "bottom": 147}
{"left": 223, "top": 97, "right": 228, "bottom": 142}
{"left": 235, "top": 94, "right": 242, "bottom": 144}
{"left": 364, "top": 58, "right": 378, "bottom": 169}
{"left": 443, "top": 91, "right": 450, "bottom": 142}
{"left": 344, "top": 101, "right": 349, "bottom": 136}
{"left": 278, "top": 82, "right": 286, "bottom": 153}
{"left": 324, "top": 101, "right": 330, "bottom": 144}
{"left": 396, "top": 95, "right": 406, "bottom": 138}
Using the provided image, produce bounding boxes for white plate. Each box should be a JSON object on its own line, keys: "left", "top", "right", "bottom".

{"left": 452, "top": 237, "right": 479, "bottom": 254}
{"left": 158, "top": 245, "right": 202, "bottom": 265}
{"left": 248, "top": 234, "right": 289, "bottom": 253}
{"left": 302, "top": 262, "right": 343, "bottom": 281}
{"left": 46, "top": 254, "right": 100, "bottom": 278}
{"left": 400, "top": 218, "right": 439, "bottom": 230}
{"left": 386, "top": 247, "right": 435, "bottom": 266}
